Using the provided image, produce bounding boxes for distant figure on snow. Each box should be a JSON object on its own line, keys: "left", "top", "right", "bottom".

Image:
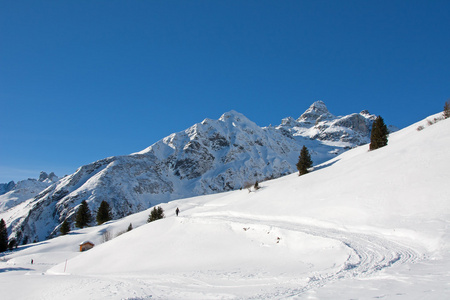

{"left": 176, "top": 207, "right": 180, "bottom": 216}
{"left": 31, "top": 259, "right": 33, "bottom": 264}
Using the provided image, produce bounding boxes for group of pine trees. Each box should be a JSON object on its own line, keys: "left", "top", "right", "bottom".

{"left": 148, "top": 206, "right": 165, "bottom": 222}
{"left": 60, "top": 200, "right": 113, "bottom": 235}
{"left": 0, "top": 219, "right": 19, "bottom": 252}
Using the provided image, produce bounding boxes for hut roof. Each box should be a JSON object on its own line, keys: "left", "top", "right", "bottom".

{"left": 79, "top": 240, "right": 94, "bottom": 246}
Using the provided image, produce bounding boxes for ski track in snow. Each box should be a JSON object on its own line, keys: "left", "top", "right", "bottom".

{"left": 182, "top": 213, "right": 424, "bottom": 299}
{"left": 0, "top": 212, "right": 426, "bottom": 300}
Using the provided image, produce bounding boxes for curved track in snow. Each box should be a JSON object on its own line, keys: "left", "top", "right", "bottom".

{"left": 190, "top": 213, "right": 423, "bottom": 298}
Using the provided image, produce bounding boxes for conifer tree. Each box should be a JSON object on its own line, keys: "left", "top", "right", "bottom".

{"left": 60, "top": 219, "right": 71, "bottom": 235}
{"left": 96, "top": 201, "right": 112, "bottom": 225}
{"left": 8, "top": 239, "right": 17, "bottom": 250}
{"left": 296, "top": 146, "right": 313, "bottom": 176}
{"left": 75, "top": 200, "right": 92, "bottom": 228}
{"left": 444, "top": 100, "right": 450, "bottom": 119}
{"left": 369, "top": 116, "right": 389, "bottom": 150}
{"left": 147, "top": 206, "right": 165, "bottom": 223}
{"left": 127, "top": 223, "right": 133, "bottom": 232}
{"left": 0, "top": 219, "right": 8, "bottom": 252}
{"left": 254, "top": 181, "right": 260, "bottom": 190}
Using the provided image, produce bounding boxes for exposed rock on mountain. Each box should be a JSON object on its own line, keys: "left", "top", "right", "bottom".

{"left": 1, "top": 101, "right": 393, "bottom": 242}
{"left": 0, "top": 181, "right": 15, "bottom": 196}
{"left": 38, "top": 171, "right": 58, "bottom": 183}
{"left": 0, "top": 172, "right": 59, "bottom": 214}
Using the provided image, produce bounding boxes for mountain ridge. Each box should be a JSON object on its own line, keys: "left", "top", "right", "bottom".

{"left": 1, "top": 111, "right": 448, "bottom": 299}
{"left": 1, "top": 101, "right": 394, "bottom": 242}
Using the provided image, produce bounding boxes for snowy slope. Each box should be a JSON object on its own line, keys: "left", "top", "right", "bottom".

{"left": 0, "top": 172, "right": 58, "bottom": 213}
{"left": 3, "top": 101, "right": 390, "bottom": 243}
{"left": 0, "top": 172, "right": 59, "bottom": 241}
{"left": 0, "top": 112, "right": 448, "bottom": 299}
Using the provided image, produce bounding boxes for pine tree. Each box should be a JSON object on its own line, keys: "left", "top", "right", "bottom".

{"left": 96, "top": 201, "right": 112, "bottom": 225}
{"left": 148, "top": 206, "right": 165, "bottom": 223}
{"left": 444, "top": 100, "right": 450, "bottom": 119}
{"left": 75, "top": 200, "right": 92, "bottom": 228}
{"left": 254, "top": 181, "right": 260, "bottom": 190}
{"left": 8, "top": 239, "right": 17, "bottom": 250}
{"left": 370, "top": 116, "right": 389, "bottom": 150}
{"left": 296, "top": 146, "right": 313, "bottom": 176}
{"left": 0, "top": 219, "right": 8, "bottom": 252}
{"left": 127, "top": 223, "right": 133, "bottom": 232}
{"left": 60, "top": 219, "right": 71, "bottom": 235}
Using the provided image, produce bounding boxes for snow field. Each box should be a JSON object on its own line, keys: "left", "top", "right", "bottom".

{"left": 0, "top": 113, "right": 449, "bottom": 299}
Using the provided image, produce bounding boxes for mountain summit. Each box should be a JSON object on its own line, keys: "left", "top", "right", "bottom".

{"left": 297, "top": 100, "right": 334, "bottom": 125}
{"left": 2, "top": 102, "right": 392, "bottom": 242}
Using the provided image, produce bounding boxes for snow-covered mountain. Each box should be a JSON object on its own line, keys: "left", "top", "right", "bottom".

{"left": 1, "top": 101, "right": 392, "bottom": 242}
{"left": 1, "top": 112, "right": 448, "bottom": 299}
{"left": 0, "top": 172, "right": 58, "bottom": 213}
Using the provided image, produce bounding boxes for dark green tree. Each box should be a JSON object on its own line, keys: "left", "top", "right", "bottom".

{"left": 370, "top": 116, "right": 389, "bottom": 150}
{"left": 254, "top": 181, "right": 260, "bottom": 190}
{"left": 75, "top": 200, "right": 92, "bottom": 228}
{"left": 60, "top": 219, "right": 71, "bottom": 235}
{"left": 8, "top": 239, "right": 17, "bottom": 250}
{"left": 0, "top": 219, "right": 8, "bottom": 252}
{"left": 296, "top": 146, "right": 313, "bottom": 176}
{"left": 127, "top": 223, "right": 133, "bottom": 232}
{"left": 96, "top": 201, "right": 112, "bottom": 225}
{"left": 147, "top": 206, "right": 165, "bottom": 223}
{"left": 444, "top": 100, "right": 450, "bottom": 119}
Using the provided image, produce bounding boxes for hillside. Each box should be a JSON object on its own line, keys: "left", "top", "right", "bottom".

{"left": 1, "top": 101, "right": 389, "bottom": 243}
{"left": 0, "top": 113, "right": 448, "bottom": 299}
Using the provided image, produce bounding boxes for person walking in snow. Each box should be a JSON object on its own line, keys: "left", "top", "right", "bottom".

{"left": 176, "top": 207, "right": 180, "bottom": 216}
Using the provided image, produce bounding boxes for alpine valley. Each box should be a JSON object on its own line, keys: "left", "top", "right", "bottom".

{"left": 0, "top": 101, "right": 396, "bottom": 243}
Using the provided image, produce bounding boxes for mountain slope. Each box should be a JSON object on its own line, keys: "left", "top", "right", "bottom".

{"left": 0, "top": 172, "right": 58, "bottom": 213}
{"left": 0, "top": 112, "right": 448, "bottom": 299}
{"left": 2, "top": 101, "right": 391, "bottom": 242}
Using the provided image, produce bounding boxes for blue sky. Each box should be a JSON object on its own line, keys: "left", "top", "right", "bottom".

{"left": 1, "top": 1, "right": 449, "bottom": 183}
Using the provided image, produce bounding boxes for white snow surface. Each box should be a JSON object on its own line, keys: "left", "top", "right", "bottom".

{"left": 0, "top": 114, "right": 449, "bottom": 299}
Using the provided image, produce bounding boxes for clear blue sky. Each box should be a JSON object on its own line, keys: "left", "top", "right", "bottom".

{"left": 1, "top": 1, "right": 449, "bottom": 183}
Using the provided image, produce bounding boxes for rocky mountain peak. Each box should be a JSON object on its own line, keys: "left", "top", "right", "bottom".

{"left": 0, "top": 181, "right": 15, "bottom": 196}
{"left": 306, "top": 100, "right": 329, "bottom": 114}
{"left": 38, "top": 171, "right": 58, "bottom": 183}
{"left": 297, "top": 101, "right": 335, "bottom": 125}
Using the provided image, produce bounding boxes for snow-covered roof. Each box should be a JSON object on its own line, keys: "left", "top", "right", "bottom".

{"left": 79, "top": 240, "right": 94, "bottom": 246}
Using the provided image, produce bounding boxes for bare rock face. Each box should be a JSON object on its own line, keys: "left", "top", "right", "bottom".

{"left": 0, "top": 181, "right": 15, "bottom": 196}
{"left": 3, "top": 102, "right": 395, "bottom": 242}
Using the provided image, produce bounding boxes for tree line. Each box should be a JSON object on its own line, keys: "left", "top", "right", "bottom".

{"left": 59, "top": 200, "right": 113, "bottom": 235}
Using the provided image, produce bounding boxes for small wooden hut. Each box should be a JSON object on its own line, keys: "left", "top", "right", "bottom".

{"left": 79, "top": 241, "right": 95, "bottom": 252}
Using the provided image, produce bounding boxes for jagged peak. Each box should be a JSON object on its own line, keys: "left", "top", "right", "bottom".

{"left": 360, "top": 109, "right": 370, "bottom": 115}
{"left": 305, "top": 100, "right": 329, "bottom": 114}
{"left": 38, "top": 171, "right": 58, "bottom": 182}
{"left": 297, "top": 101, "right": 334, "bottom": 123}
